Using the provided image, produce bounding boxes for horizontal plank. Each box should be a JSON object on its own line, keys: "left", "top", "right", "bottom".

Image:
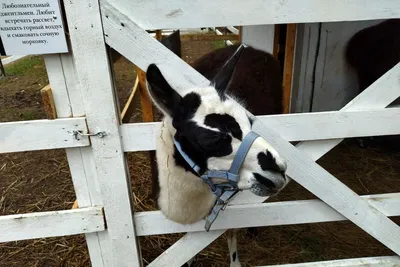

{"left": 260, "top": 256, "right": 400, "bottom": 267}
{"left": 180, "top": 33, "right": 238, "bottom": 41}
{"left": 104, "top": 0, "right": 400, "bottom": 30}
{"left": 121, "top": 108, "right": 400, "bottom": 152}
{"left": 134, "top": 193, "right": 400, "bottom": 236}
{"left": 0, "top": 207, "right": 105, "bottom": 242}
{"left": 0, "top": 117, "right": 90, "bottom": 153}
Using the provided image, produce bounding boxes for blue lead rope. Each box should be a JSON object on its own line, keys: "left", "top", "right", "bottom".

{"left": 174, "top": 131, "right": 260, "bottom": 231}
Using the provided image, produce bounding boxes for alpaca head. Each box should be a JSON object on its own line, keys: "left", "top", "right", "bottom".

{"left": 146, "top": 49, "right": 288, "bottom": 197}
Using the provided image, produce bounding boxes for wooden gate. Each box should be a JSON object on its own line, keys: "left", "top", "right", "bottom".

{"left": 1, "top": 0, "right": 400, "bottom": 266}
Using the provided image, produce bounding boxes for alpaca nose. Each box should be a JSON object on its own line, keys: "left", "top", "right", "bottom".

{"left": 253, "top": 170, "right": 286, "bottom": 191}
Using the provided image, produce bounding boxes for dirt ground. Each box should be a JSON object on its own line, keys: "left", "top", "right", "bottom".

{"left": 0, "top": 40, "right": 400, "bottom": 267}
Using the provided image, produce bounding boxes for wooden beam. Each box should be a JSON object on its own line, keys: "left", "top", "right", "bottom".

{"left": 136, "top": 67, "right": 154, "bottom": 123}
{"left": 241, "top": 25, "right": 275, "bottom": 53}
{"left": 273, "top": 24, "right": 280, "bottom": 58}
{"left": 120, "top": 108, "right": 400, "bottom": 152}
{"left": 155, "top": 29, "right": 162, "bottom": 40}
{"left": 44, "top": 52, "right": 110, "bottom": 267}
{"left": 135, "top": 193, "right": 400, "bottom": 236}
{"left": 259, "top": 256, "right": 400, "bottom": 267}
{"left": 282, "top": 24, "right": 297, "bottom": 113}
{"left": 40, "top": 85, "right": 58, "bottom": 119}
{"left": 104, "top": 0, "right": 400, "bottom": 30}
{"left": 72, "top": 200, "right": 79, "bottom": 209}
{"left": 0, "top": 207, "right": 105, "bottom": 242}
{"left": 121, "top": 77, "right": 140, "bottom": 123}
{"left": 0, "top": 118, "right": 90, "bottom": 153}
{"left": 135, "top": 66, "right": 159, "bottom": 197}
{"left": 180, "top": 33, "right": 238, "bottom": 41}
{"left": 63, "top": 0, "right": 142, "bottom": 265}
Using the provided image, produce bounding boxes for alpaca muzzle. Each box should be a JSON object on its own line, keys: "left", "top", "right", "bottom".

{"left": 173, "top": 131, "right": 260, "bottom": 231}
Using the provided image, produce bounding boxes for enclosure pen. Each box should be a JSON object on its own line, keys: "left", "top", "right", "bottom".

{"left": 0, "top": 0, "right": 400, "bottom": 266}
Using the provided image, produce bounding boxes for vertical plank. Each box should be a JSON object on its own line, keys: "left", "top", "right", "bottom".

{"left": 289, "top": 23, "right": 320, "bottom": 113}
{"left": 40, "top": 85, "right": 58, "bottom": 119}
{"left": 44, "top": 53, "right": 110, "bottom": 267}
{"left": 282, "top": 24, "right": 297, "bottom": 113}
{"left": 273, "top": 24, "right": 280, "bottom": 58}
{"left": 136, "top": 67, "right": 154, "bottom": 123}
{"left": 241, "top": 25, "right": 275, "bottom": 53}
{"left": 121, "top": 77, "right": 140, "bottom": 123}
{"left": 62, "top": 0, "right": 142, "bottom": 266}
{"left": 155, "top": 30, "right": 162, "bottom": 41}
{"left": 135, "top": 66, "right": 158, "bottom": 197}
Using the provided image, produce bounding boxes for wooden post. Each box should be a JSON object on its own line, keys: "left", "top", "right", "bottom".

{"left": 135, "top": 66, "right": 159, "bottom": 197}
{"left": 155, "top": 30, "right": 162, "bottom": 41}
{"left": 282, "top": 24, "right": 297, "bottom": 114}
{"left": 40, "top": 85, "right": 58, "bottom": 119}
{"left": 0, "top": 58, "right": 5, "bottom": 77}
{"left": 121, "top": 77, "right": 140, "bottom": 123}
{"left": 63, "top": 0, "right": 142, "bottom": 265}
{"left": 273, "top": 24, "right": 280, "bottom": 58}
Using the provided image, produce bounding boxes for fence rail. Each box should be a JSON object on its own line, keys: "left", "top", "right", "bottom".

{"left": 0, "top": 207, "right": 105, "bottom": 242}
{"left": 0, "top": 118, "right": 89, "bottom": 153}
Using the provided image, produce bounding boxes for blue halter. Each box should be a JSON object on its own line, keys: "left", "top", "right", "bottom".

{"left": 173, "top": 131, "right": 260, "bottom": 231}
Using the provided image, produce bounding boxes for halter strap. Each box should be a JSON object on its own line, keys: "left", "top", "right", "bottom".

{"left": 173, "top": 130, "right": 260, "bottom": 231}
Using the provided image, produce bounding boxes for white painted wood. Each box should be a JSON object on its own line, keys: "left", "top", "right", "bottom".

{"left": 252, "top": 118, "right": 400, "bottom": 255}
{"left": 2, "top": 55, "right": 27, "bottom": 65}
{"left": 44, "top": 54, "right": 74, "bottom": 117}
{"left": 63, "top": 0, "right": 141, "bottom": 266}
{"left": 121, "top": 108, "right": 400, "bottom": 152}
{"left": 241, "top": 25, "right": 275, "bottom": 53}
{"left": 297, "top": 62, "right": 400, "bottom": 161}
{"left": 0, "top": 118, "right": 89, "bottom": 153}
{"left": 135, "top": 193, "right": 400, "bottom": 236}
{"left": 0, "top": 207, "right": 105, "bottom": 242}
{"left": 290, "top": 23, "right": 320, "bottom": 113}
{"left": 44, "top": 53, "right": 111, "bottom": 267}
{"left": 311, "top": 20, "right": 383, "bottom": 112}
{"left": 104, "top": 0, "right": 400, "bottom": 30}
{"left": 101, "top": 1, "right": 209, "bottom": 92}
{"left": 214, "top": 28, "right": 234, "bottom": 46}
{"left": 226, "top": 26, "right": 239, "bottom": 35}
{"left": 147, "top": 230, "right": 226, "bottom": 267}
{"left": 102, "top": 2, "right": 400, "bottom": 264}
{"left": 259, "top": 256, "right": 400, "bottom": 267}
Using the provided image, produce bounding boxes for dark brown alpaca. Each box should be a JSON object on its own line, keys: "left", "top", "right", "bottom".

{"left": 345, "top": 19, "right": 400, "bottom": 150}
{"left": 346, "top": 19, "right": 400, "bottom": 92}
{"left": 191, "top": 43, "right": 283, "bottom": 116}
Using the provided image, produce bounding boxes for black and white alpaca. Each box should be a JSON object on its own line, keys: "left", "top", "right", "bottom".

{"left": 146, "top": 42, "right": 288, "bottom": 266}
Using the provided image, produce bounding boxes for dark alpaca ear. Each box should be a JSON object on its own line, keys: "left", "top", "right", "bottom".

{"left": 211, "top": 44, "right": 246, "bottom": 100}
{"left": 160, "top": 30, "right": 182, "bottom": 58}
{"left": 146, "top": 64, "right": 182, "bottom": 116}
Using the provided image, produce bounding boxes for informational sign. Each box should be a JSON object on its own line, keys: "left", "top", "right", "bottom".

{"left": 0, "top": 0, "right": 68, "bottom": 55}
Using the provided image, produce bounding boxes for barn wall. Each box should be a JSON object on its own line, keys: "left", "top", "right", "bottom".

{"left": 291, "top": 20, "right": 384, "bottom": 113}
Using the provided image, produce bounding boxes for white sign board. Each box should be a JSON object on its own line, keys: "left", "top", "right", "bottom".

{"left": 0, "top": 0, "right": 68, "bottom": 55}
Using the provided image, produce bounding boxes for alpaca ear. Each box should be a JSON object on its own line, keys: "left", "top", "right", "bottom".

{"left": 211, "top": 44, "right": 246, "bottom": 100}
{"left": 160, "top": 30, "right": 182, "bottom": 58}
{"left": 146, "top": 64, "right": 182, "bottom": 117}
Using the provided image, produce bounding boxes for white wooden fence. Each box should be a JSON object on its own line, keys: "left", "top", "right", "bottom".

{"left": 0, "top": 0, "right": 400, "bottom": 266}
